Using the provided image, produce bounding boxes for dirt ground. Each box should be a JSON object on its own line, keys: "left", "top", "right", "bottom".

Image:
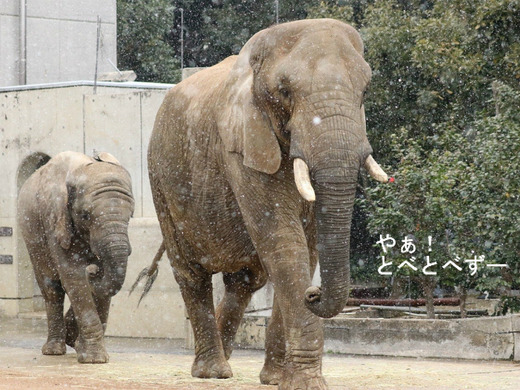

{"left": 1, "top": 317, "right": 520, "bottom": 389}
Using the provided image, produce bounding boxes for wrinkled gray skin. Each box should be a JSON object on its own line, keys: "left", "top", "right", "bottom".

{"left": 18, "top": 151, "right": 134, "bottom": 363}
{"left": 148, "top": 19, "right": 384, "bottom": 389}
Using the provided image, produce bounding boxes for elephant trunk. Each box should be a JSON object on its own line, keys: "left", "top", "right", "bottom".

{"left": 291, "top": 106, "right": 388, "bottom": 318}
{"left": 304, "top": 165, "right": 358, "bottom": 318}
{"left": 89, "top": 224, "right": 131, "bottom": 298}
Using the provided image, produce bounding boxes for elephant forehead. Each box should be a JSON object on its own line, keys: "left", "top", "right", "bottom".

{"left": 75, "top": 165, "right": 132, "bottom": 188}
{"left": 259, "top": 19, "right": 363, "bottom": 55}
{"left": 297, "top": 50, "right": 369, "bottom": 83}
{"left": 263, "top": 43, "right": 370, "bottom": 95}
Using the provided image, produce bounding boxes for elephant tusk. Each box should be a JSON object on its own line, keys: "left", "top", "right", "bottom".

{"left": 364, "top": 155, "right": 389, "bottom": 183}
{"left": 293, "top": 158, "right": 316, "bottom": 202}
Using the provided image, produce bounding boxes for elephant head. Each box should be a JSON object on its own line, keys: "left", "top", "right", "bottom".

{"left": 56, "top": 153, "right": 135, "bottom": 298}
{"left": 219, "top": 19, "right": 388, "bottom": 318}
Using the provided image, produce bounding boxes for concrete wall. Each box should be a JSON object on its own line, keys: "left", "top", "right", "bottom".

{"left": 0, "top": 1, "right": 116, "bottom": 87}
{"left": 237, "top": 313, "right": 519, "bottom": 361}
{"left": 323, "top": 315, "right": 515, "bottom": 360}
{"left": 0, "top": 82, "right": 188, "bottom": 339}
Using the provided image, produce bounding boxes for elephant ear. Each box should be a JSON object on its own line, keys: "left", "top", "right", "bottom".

{"left": 51, "top": 181, "right": 74, "bottom": 250}
{"left": 94, "top": 151, "right": 121, "bottom": 165}
{"left": 218, "top": 36, "right": 281, "bottom": 175}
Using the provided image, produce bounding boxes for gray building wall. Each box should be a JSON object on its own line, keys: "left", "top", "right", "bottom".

{"left": 1, "top": 0, "right": 116, "bottom": 87}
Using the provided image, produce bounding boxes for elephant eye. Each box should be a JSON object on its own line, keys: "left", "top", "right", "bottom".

{"left": 361, "top": 82, "right": 370, "bottom": 107}
{"left": 81, "top": 212, "right": 90, "bottom": 221}
{"left": 279, "top": 88, "right": 290, "bottom": 99}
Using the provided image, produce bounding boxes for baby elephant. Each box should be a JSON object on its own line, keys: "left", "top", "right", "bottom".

{"left": 18, "top": 151, "right": 134, "bottom": 363}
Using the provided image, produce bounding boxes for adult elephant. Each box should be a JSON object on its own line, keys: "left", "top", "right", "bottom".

{"left": 18, "top": 151, "right": 134, "bottom": 363}
{"left": 148, "top": 19, "right": 388, "bottom": 389}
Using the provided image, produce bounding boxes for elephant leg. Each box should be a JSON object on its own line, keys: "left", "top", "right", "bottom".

{"left": 216, "top": 267, "right": 267, "bottom": 359}
{"left": 27, "top": 243, "right": 67, "bottom": 356}
{"left": 64, "top": 306, "right": 78, "bottom": 348}
{"left": 263, "top": 232, "right": 327, "bottom": 385}
{"left": 175, "top": 264, "right": 232, "bottom": 379}
{"left": 65, "top": 295, "right": 109, "bottom": 348}
{"left": 258, "top": 241, "right": 325, "bottom": 390}
{"left": 153, "top": 184, "right": 232, "bottom": 378}
{"left": 60, "top": 269, "right": 108, "bottom": 364}
{"left": 227, "top": 164, "right": 326, "bottom": 388}
{"left": 94, "top": 295, "right": 111, "bottom": 333}
{"left": 260, "top": 294, "right": 285, "bottom": 385}
{"left": 40, "top": 278, "right": 67, "bottom": 355}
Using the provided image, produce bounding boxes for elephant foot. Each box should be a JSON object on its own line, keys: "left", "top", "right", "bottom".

{"left": 279, "top": 367, "right": 328, "bottom": 390}
{"left": 75, "top": 337, "right": 109, "bottom": 364}
{"left": 42, "top": 339, "right": 66, "bottom": 355}
{"left": 260, "top": 358, "right": 284, "bottom": 385}
{"left": 65, "top": 327, "right": 78, "bottom": 348}
{"left": 191, "top": 354, "right": 233, "bottom": 379}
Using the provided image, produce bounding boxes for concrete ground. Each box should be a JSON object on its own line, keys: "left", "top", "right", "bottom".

{"left": 1, "top": 317, "right": 519, "bottom": 389}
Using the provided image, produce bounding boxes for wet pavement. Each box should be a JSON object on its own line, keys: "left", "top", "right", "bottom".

{"left": 1, "top": 316, "right": 519, "bottom": 389}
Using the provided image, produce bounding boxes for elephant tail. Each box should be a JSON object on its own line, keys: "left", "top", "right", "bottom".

{"left": 129, "top": 240, "right": 166, "bottom": 306}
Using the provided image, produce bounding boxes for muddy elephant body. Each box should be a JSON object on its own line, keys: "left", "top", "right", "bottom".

{"left": 149, "top": 19, "right": 387, "bottom": 389}
{"left": 17, "top": 151, "right": 134, "bottom": 363}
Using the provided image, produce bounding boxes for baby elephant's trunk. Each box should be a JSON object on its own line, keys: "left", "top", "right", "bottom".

{"left": 89, "top": 230, "right": 131, "bottom": 298}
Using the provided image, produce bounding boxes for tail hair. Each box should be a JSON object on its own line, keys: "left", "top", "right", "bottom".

{"left": 129, "top": 241, "right": 165, "bottom": 306}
